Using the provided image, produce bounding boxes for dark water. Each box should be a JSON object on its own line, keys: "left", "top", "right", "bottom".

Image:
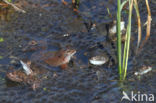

{"left": 0, "top": 0, "right": 155, "bottom": 103}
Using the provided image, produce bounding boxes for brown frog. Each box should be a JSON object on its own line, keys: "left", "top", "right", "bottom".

{"left": 30, "top": 48, "right": 76, "bottom": 69}
{"left": 6, "top": 49, "right": 76, "bottom": 90}
{"left": 43, "top": 49, "right": 76, "bottom": 69}
{"left": 7, "top": 70, "right": 41, "bottom": 90}
{"left": 6, "top": 60, "right": 46, "bottom": 90}
{"left": 22, "top": 40, "right": 76, "bottom": 69}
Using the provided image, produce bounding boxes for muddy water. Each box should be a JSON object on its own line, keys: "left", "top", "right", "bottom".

{"left": 0, "top": 0, "right": 155, "bottom": 103}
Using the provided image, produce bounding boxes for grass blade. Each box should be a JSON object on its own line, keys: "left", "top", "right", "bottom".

{"left": 117, "top": 0, "right": 122, "bottom": 80}
{"left": 120, "top": 0, "right": 128, "bottom": 11}
{"left": 123, "top": 0, "right": 134, "bottom": 80}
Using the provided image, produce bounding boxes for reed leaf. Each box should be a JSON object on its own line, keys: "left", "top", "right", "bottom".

{"left": 134, "top": 0, "right": 142, "bottom": 54}
{"left": 139, "top": 0, "right": 151, "bottom": 50}
{"left": 117, "top": 0, "right": 122, "bottom": 80}
{"left": 120, "top": 0, "right": 128, "bottom": 11}
{"left": 123, "top": 0, "right": 134, "bottom": 80}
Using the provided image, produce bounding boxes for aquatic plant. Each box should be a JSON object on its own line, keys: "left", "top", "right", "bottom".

{"left": 7, "top": 0, "right": 12, "bottom": 2}
{"left": 117, "top": 0, "right": 151, "bottom": 80}
{"left": 117, "top": 0, "right": 122, "bottom": 80}
{"left": 0, "top": 37, "right": 4, "bottom": 42}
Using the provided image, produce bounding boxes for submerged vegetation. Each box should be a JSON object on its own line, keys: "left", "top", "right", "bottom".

{"left": 117, "top": 0, "right": 152, "bottom": 80}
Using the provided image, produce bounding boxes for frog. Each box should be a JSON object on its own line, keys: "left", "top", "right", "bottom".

{"left": 6, "top": 49, "right": 76, "bottom": 89}
{"left": 107, "top": 20, "right": 127, "bottom": 42}
{"left": 7, "top": 39, "right": 76, "bottom": 90}
{"left": 22, "top": 40, "right": 76, "bottom": 69}
{"left": 89, "top": 54, "right": 109, "bottom": 66}
{"left": 43, "top": 49, "right": 76, "bottom": 69}
{"left": 6, "top": 60, "right": 48, "bottom": 90}
{"left": 86, "top": 48, "right": 116, "bottom": 67}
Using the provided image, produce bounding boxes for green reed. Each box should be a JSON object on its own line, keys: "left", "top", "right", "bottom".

{"left": 117, "top": 0, "right": 151, "bottom": 80}
{"left": 122, "top": 0, "right": 133, "bottom": 80}
{"left": 117, "top": 0, "right": 134, "bottom": 80}
{"left": 117, "top": 0, "right": 122, "bottom": 80}
{"left": 74, "top": 0, "right": 80, "bottom": 9}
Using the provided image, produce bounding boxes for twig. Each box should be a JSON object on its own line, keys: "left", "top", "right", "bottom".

{"left": 3, "top": 0, "right": 26, "bottom": 13}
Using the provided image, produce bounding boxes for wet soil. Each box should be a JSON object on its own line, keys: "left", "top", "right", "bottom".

{"left": 0, "top": 0, "right": 155, "bottom": 103}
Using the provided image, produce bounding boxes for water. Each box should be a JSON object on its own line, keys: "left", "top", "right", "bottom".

{"left": 0, "top": 0, "right": 155, "bottom": 103}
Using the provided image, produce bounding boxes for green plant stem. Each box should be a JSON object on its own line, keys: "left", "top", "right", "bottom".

{"left": 75, "top": 0, "right": 80, "bottom": 9}
{"left": 117, "top": 0, "right": 122, "bottom": 80}
{"left": 123, "top": 0, "right": 134, "bottom": 80}
{"left": 122, "top": 32, "right": 128, "bottom": 71}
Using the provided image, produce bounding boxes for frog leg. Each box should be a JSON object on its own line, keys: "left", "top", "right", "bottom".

{"left": 60, "top": 64, "right": 68, "bottom": 69}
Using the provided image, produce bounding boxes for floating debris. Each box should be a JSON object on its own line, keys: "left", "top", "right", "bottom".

{"left": 89, "top": 55, "right": 109, "bottom": 66}
{"left": 134, "top": 66, "right": 152, "bottom": 76}
{"left": 3, "top": 0, "right": 26, "bottom": 13}
{"left": 20, "top": 60, "right": 32, "bottom": 75}
{"left": 63, "top": 33, "right": 70, "bottom": 37}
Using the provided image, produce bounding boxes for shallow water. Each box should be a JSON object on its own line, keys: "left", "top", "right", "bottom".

{"left": 0, "top": 0, "right": 155, "bottom": 103}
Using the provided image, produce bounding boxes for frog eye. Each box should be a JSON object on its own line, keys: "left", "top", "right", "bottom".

{"left": 57, "top": 54, "right": 62, "bottom": 58}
